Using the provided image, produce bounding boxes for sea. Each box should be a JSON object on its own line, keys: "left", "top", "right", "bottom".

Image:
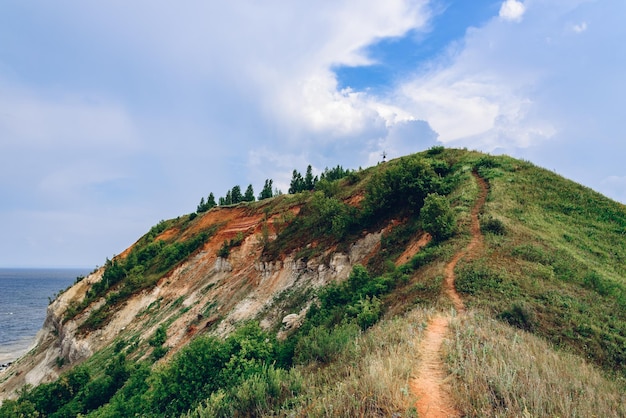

{"left": 0, "top": 268, "right": 90, "bottom": 365}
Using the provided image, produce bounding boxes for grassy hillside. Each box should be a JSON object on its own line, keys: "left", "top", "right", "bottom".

{"left": 460, "top": 154, "right": 626, "bottom": 375}
{"left": 1, "top": 148, "right": 624, "bottom": 417}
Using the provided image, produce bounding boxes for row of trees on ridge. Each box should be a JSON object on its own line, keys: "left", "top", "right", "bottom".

{"left": 196, "top": 165, "right": 353, "bottom": 213}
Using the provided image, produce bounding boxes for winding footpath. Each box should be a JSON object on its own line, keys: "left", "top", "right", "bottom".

{"left": 410, "top": 172, "right": 488, "bottom": 417}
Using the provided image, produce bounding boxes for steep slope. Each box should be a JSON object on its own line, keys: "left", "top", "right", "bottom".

{"left": 0, "top": 198, "right": 384, "bottom": 399}
{"left": 1, "top": 148, "right": 625, "bottom": 417}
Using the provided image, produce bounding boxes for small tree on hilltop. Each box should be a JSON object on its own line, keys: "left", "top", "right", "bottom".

{"left": 304, "top": 165, "right": 317, "bottom": 190}
{"left": 231, "top": 185, "right": 242, "bottom": 204}
{"left": 289, "top": 170, "right": 304, "bottom": 194}
{"left": 259, "top": 179, "right": 273, "bottom": 200}
{"left": 197, "top": 193, "right": 217, "bottom": 213}
{"left": 197, "top": 197, "right": 206, "bottom": 213}
{"left": 243, "top": 184, "right": 255, "bottom": 202}
{"left": 207, "top": 192, "right": 216, "bottom": 208}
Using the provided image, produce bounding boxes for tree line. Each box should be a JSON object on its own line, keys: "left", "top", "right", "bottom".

{"left": 196, "top": 165, "right": 353, "bottom": 213}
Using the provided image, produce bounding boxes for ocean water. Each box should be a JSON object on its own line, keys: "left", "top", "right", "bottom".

{"left": 0, "top": 268, "right": 90, "bottom": 364}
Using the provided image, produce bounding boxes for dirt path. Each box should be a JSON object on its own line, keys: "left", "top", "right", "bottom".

{"left": 411, "top": 172, "right": 487, "bottom": 417}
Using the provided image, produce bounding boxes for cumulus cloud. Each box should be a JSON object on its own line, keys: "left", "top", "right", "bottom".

{"left": 499, "top": 0, "right": 525, "bottom": 22}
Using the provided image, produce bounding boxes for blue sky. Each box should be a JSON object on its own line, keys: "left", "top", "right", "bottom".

{"left": 1, "top": 0, "right": 624, "bottom": 267}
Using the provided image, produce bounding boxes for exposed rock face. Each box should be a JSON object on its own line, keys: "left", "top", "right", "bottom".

{"left": 0, "top": 206, "right": 385, "bottom": 401}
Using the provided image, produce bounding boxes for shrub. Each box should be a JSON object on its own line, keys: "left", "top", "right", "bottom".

{"left": 350, "top": 296, "right": 383, "bottom": 330}
{"left": 427, "top": 145, "right": 445, "bottom": 155}
{"left": 498, "top": 303, "right": 536, "bottom": 331}
{"left": 481, "top": 216, "right": 506, "bottom": 235}
{"left": 186, "top": 366, "right": 304, "bottom": 418}
{"left": 364, "top": 155, "right": 442, "bottom": 217}
{"left": 583, "top": 272, "right": 616, "bottom": 297}
{"left": 294, "top": 323, "right": 360, "bottom": 364}
{"left": 421, "top": 193, "right": 456, "bottom": 241}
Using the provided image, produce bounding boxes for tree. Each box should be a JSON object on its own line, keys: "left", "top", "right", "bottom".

{"left": 364, "top": 155, "right": 442, "bottom": 216}
{"left": 221, "top": 190, "right": 233, "bottom": 206}
{"left": 258, "top": 179, "right": 273, "bottom": 200}
{"left": 320, "top": 165, "right": 351, "bottom": 182}
{"left": 243, "top": 184, "right": 255, "bottom": 202}
{"left": 207, "top": 192, "right": 216, "bottom": 208}
{"left": 197, "top": 197, "right": 206, "bottom": 213}
{"left": 420, "top": 193, "right": 456, "bottom": 241}
{"left": 231, "top": 185, "right": 242, "bottom": 204}
{"left": 304, "top": 165, "right": 316, "bottom": 190}
{"left": 197, "top": 193, "right": 217, "bottom": 213}
{"left": 289, "top": 170, "right": 304, "bottom": 194}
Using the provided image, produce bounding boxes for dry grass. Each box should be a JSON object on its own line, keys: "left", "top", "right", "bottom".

{"left": 444, "top": 312, "right": 626, "bottom": 417}
{"left": 286, "top": 308, "right": 434, "bottom": 417}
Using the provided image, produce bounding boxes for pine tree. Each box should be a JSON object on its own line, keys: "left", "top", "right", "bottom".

{"left": 224, "top": 190, "right": 233, "bottom": 205}
{"left": 231, "top": 186, "right": 242, "bottom": 204}
{"left": 243, "top": 184, "right": 255, "bottom": 202}
{"left": 259, "top": 179, "right": 273, "bottom": 200}
{"left": 304, "top": 165, "right": 315, "bottom": 190}
{"left": 289, "top": 170, "right": 304, "bottom": 194}
{"left": 207, "top": 192, "right": 216, "bottom": 208}
{"left": 197, "top": 197, "right": 206, "bottom": 213}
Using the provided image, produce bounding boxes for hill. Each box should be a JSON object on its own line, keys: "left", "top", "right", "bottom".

{"left": 1, "top": 148, "right": 625, "bottom": 417}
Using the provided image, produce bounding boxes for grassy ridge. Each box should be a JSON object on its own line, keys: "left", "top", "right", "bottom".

{"left": 453, "top": 154, "right": 626, "bottom": 378}
{"left": 2, "top": 148, "right": 626, "bottom": 417}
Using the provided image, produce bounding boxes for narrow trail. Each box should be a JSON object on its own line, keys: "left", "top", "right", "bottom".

{"left": 411, "top": 172, "right": 488, "bottom": 417}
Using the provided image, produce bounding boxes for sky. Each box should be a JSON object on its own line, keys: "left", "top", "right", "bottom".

{"left": 1, "top": 0, "right": 625, "bottom": 268}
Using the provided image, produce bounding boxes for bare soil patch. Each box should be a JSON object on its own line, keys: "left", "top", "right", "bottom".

{"left": 411, "top": 314, "right": 461, "bottom": 417}
{"left": 395, "top": 232, "right": 432, "bottom": 266}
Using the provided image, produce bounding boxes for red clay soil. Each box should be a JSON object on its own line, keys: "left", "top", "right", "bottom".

{"left": 395, "top": 232, "right": 432, "bottom": 266}
{"left": 411, "top": 172, "right": 487, "bottom": 417}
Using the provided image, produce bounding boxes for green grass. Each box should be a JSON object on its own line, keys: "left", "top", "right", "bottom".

{"left": 451, "top": 153, "right": 626, "bottom": 378}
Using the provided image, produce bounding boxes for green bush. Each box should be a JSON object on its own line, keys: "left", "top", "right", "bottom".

{"left": 481, "top": 216, "right": 506, "bottom": 235}
{"left": 364, "top": 155, "right": 443, "bottom": 217}
{"left": 294, "top": 323, "right": 360, "bottom": 364}
{"left": 427, "top": 145, "right": 445, "bottom": 155}
{"left": 498, "top": 303, "right": 536, "bottom": 331}
{"left": 421, "top": 193, "right": 456, "bottom": 241}
{"left": 350, "top": 296, "right": 383, "bottom": 330}
{"left": 186, "top": 366, "right": 304, "bottom": 418}
{"left": 511, "top": 244, "right": 551, "bottom": 264}
{"left": 583, "top": 272, "right": 617, "bottom": 297}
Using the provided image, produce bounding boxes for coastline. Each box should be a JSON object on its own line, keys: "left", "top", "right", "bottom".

{"left": 0, "top": 335, "right": 37, "bottom": 365}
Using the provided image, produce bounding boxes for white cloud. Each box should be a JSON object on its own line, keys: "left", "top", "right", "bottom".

{"left": 572, "top": 22, "right": 588, "bottom": 33}
{"left": 385, "top": 0, "right": 626, "bottom": 204}
{"left": 499, "top": 0, "right": 525, "bottom": 22}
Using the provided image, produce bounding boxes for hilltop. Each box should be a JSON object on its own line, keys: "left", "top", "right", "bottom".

{"left": 1, "top": 148, "right": 624, "bottom": 417}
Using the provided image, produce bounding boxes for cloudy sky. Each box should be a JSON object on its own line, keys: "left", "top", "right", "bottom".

{"left": 1, "top": 0, "right": 624, "bottom": 267}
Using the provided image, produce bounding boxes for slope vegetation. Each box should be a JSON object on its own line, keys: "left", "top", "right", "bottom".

{"left": 1, "top": 148, "right": 625, "bottom": 417}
